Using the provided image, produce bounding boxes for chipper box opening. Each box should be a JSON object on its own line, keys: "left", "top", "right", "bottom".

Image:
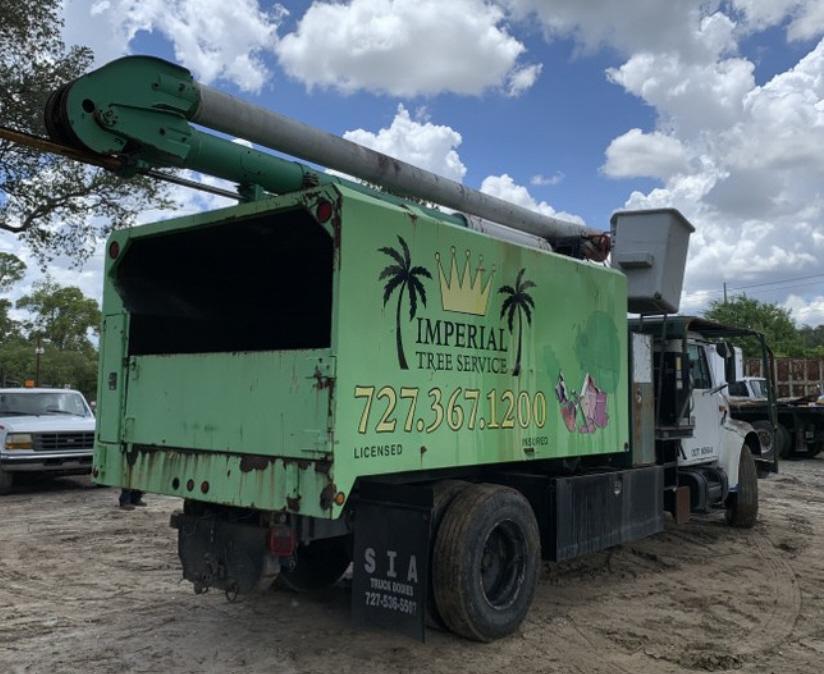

{"left": 33, "top": 55, "right": 767, "bottom": 643}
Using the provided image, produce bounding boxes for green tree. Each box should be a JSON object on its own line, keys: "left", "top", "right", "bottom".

{"left": 0, "top": 252, "right": 26, "bottom": 291}
{"left": 800, "top": 325, "right": 824, "bottom": 357}
{"left": 704, "top": 295, "right": 805, "bottom": 357}
{"left": 499, "top": 269, "right": 536, "bottom": 376}
{"left": 0, "top": 336, "right": 98, "bottom": 398}
{"left": 379, "top": 236, "right": 432, "bottom": 370}
{"left": 0, "top": 0, "right": 172, "bottom": 265}
{"left": 15, "top": 280, "right": 101, "bottom": 350}
{"left": 0, "top": 252, "right": 25, "bottom": 341}
{"left": 0, "top": 298, "right": 17, "bottom": 342}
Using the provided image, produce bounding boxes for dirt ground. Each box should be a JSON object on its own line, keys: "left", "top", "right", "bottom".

{"left": 2, "top": 460, "right": 824, "bottom": 674}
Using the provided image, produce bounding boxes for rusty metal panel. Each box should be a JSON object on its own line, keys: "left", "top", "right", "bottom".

{"left": 752, "top": 357, "right": 824, "bottom": 398}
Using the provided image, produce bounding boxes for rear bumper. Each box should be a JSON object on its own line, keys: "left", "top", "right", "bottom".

{"left": 0, "top": 450, "right": 93, "bottom": 473}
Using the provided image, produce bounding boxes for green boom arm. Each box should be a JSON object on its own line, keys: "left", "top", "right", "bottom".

{"left": 45, "top": 55, "right": 468, "bottom": 224}
{"left": 45, "top": 55, "right": 612, "bottom": 255}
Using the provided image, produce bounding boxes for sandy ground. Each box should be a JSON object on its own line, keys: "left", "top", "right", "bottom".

{"left": 1, "top": 460, "right": 824, "bottom": 674}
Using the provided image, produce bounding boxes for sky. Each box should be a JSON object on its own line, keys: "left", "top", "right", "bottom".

{"left": 3, "top": 0, "right": 824, "bottom": 326}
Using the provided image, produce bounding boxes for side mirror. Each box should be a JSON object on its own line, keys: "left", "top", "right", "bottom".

{"left": 715, "top": 342, "right": 729, "bottom": 359}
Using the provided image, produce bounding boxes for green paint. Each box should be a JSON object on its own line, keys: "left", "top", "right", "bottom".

{"left": 94, "top": 185, "right": 629, "bottom": 519}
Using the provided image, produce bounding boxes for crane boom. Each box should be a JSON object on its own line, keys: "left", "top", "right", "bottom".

{"left": 43, "top": 55, "right": 605, "bottom": 255}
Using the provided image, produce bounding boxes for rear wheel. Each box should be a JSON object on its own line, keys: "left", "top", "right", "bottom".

{"left": 432, "top": 483, "right": 540, "bottom": 642}
{"left": 277, "top": 535, "right": 351, "bottom": 592}
{"left": 426, "top": 480, "right": 470, "bottom": 629}
{"left": 0, "top": 468, "right": 12, "bottom": 495}
{"left": 726, "top": 444, "right": 758, "bottom": 528}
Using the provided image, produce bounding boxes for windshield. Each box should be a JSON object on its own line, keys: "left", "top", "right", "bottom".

{"left": 750, "top": 379, "right": 769, "bottom": 398}
{"left": 0, "top": 392, "right": 90, "bottom": 418}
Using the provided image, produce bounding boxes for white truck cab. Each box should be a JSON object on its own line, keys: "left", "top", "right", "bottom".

{"left": 679, "top": 336, "right": 766, "bottom": 496}
{"left": 0, "top": 388, "right": 96, "bottom": 494}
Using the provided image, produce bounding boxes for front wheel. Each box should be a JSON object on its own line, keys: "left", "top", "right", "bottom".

{"left": 0, "top": 468, "right": 12, "bottom": 495}
{"left": 726, "top": 444, "right": 758, "bottom": 528}
{"left": 432, "top": 483, "right": 540, "bottom": 642}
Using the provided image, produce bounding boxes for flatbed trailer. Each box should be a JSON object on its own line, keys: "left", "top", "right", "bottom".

{"left": 730, "top": 386, "right": 824, "bottom": 458}
{"left": 7, "top": 55, "right": 765, "bottom": 642}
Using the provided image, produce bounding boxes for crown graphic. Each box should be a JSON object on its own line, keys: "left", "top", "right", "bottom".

{"left": 436, "top": 247, "right": 495, "bottom": 316}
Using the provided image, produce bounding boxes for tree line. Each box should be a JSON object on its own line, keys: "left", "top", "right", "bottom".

{"left": 704, "top": 295, "right": 824, "bottom": 359}
{"left": 0, "top": 252, "right": 100, "bottom": 399}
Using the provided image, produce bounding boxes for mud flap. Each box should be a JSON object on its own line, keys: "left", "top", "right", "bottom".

{"left": 170, "top": 511, "right": 269, "bottom": 594}
{"left": 351, "top": 482, "right": 432, "bottom": 641}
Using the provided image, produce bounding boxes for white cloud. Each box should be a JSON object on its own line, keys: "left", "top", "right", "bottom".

{"left": 784, "top": 294, "right": 824, "bottom": 325}
{"left": 732, "top": 0, "right": 824, "bottom": 42}
{"left": 62, "top": 0, "right": 285, "bottom": 92}
{"left": 616, "top": 38, "right": 824, "bottom": 303}
{"left": 342, "top": 105, "right": 467, "bottom": 182}
{"left": 503, "top": 1, "right": 736, "bottom": 63}
{"left": 531, "top": 172, "right": 565, "bottom": 186}
{"left": 505, "top": 63, "right": 543, "bottom": 97}
{"left": 607, "top": 53, "right": 755, "bottom": 138}
{"left": 480, "top": 174, "right": 585, "bottom": 224}
{"left": 276, "top": 0, "right": 535, "bottom": 97}
{"left": 603, "top": 129, "right": 690, "bottom": 179}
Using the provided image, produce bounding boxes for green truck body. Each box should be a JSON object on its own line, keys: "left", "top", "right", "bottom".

{"left": 37, "top": 55, "right": 759, "bottom": 642}
{"left": 94, "top": 184, "right": 628, "bottom": 520}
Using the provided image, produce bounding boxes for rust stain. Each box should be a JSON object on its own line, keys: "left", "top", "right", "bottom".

{"left": 286, "top": 495, "right": 301, "bottom": 511}
{"left": 312, "top": 366, "right": 334, "bottom": 391}
{"left": 239, "top": 455, "right": 276, "bottom": 473}
{"left": 320, "top": 483, "right": 336, "bottom": 510}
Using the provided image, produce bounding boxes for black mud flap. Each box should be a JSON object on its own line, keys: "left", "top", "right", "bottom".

{"left": 351, "top": 482, "right": 432, "bottom": 642}
{"left": 170, "top": 511, "right": 268, "bottom": 594}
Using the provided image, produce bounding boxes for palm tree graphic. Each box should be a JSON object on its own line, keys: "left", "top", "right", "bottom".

{"left": 499, "top": 268, "right": 536, "bottom": 376}
{"left": 379, "top": 236, "right": 432, "bottom": 370}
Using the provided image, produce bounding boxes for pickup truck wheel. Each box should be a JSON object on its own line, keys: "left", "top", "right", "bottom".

{"left": 432, "top": 483, "right": 540, "bottom": 642}
{"left": 725, "top": 444, "right": 758, "bottom": 528}
{"left": 277, "top": 535, "right": 351, "bottom": 592}
{"left": 426, "top": 480, "right": 470, "bottom": 629}
{"left": 0, "top": 468, "right": 12, "bottom": 495}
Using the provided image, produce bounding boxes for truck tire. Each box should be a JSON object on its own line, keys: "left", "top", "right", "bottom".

{"left": 0, "top": 468, "right": 12, "bottom": 495}
{"left": 426, "top": 480, "right": 470, "bottom": 629}
{"left": 277, "top": 535, "right": 351, "bottom": 592}
{"left": 432, "top": 483, "right": 540, "bottom": 642}
{"left": 777, "top": 423, "right": 792, "bottom": 459}
{"left": 725, "top": 444, "right": 758, "bottom": 528}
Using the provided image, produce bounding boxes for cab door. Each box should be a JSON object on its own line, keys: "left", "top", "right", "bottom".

{"left": 680, "top": 341, "right": 724, "bottom": 465}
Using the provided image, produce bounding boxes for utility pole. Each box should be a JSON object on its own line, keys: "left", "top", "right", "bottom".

{"left": 723, "top": 281, "right": 728, "bottom": 304}
{"left": 34, "top": 335, "right": 47, "bottom": 387}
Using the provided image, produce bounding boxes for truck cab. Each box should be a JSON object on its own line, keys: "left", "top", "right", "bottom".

{"left": 681, "top": 335, "right": 772, "bottom": 487}
{"left": 0, "top": 388, "right": 96, "bottom": 494}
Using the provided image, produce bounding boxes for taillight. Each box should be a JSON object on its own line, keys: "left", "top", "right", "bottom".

{"left": 315, "top": 199, "right": 333, "bottom": 223}
{"left": 267, "top": 525, "right": 296, "bottom": 557}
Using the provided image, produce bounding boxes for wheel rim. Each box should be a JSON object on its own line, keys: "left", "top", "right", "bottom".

{"left": 480, "top": 519, "right": 526, "bottom": 610}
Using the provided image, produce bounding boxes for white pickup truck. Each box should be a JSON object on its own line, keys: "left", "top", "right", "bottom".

{"left": 0, "top": 388, "right": 96, "bottom": 494}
